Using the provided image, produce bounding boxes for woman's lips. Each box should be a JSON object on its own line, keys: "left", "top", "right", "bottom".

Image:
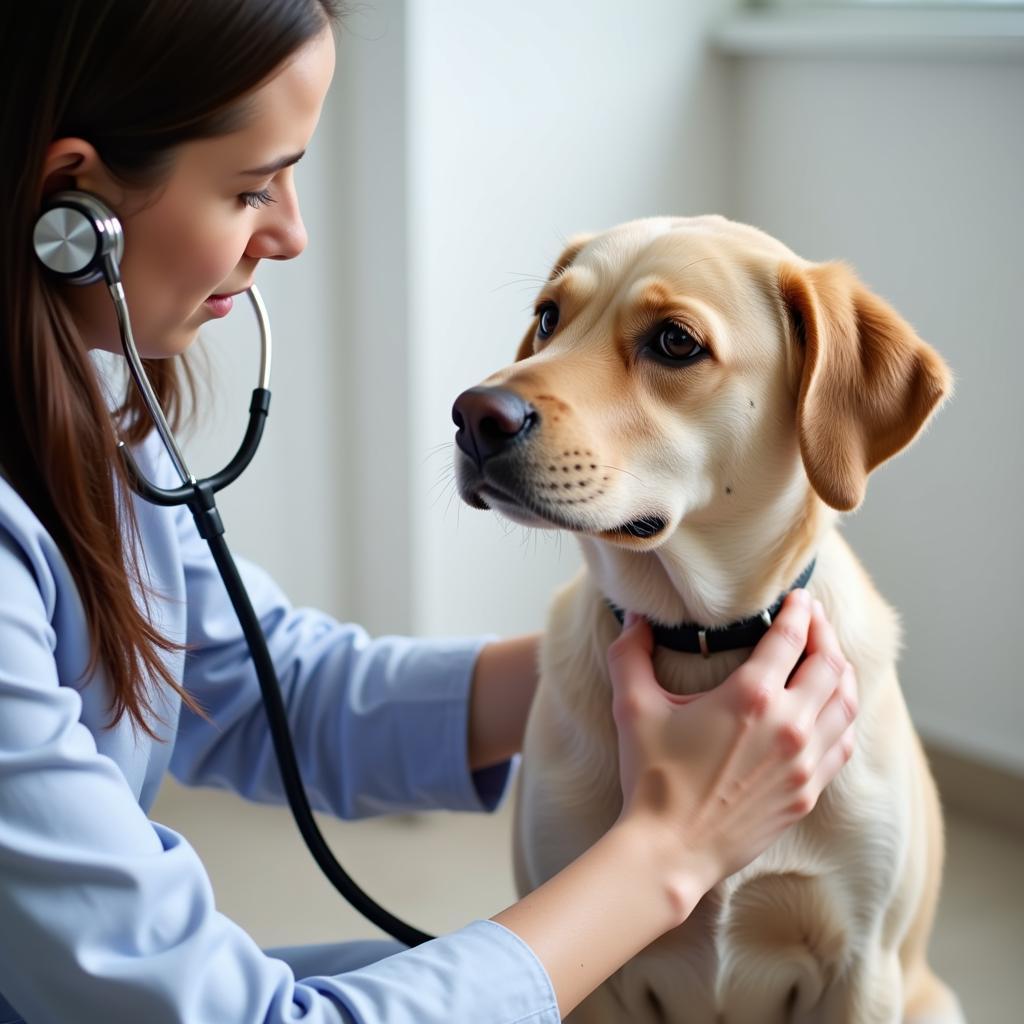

{"left": 204, "top": 281, "right": 252, "bottom": 319}
{"left": 204, "top": 293, "right": 236, "bottom": 318}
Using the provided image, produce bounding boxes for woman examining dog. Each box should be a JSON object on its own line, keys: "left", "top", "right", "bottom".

{"left": 0, "top": 3, "right": 858, "bottom": 1022}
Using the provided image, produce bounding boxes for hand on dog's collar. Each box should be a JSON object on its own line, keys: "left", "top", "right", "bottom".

{"left": 607, "top": 559, "right": 817, "bottom": 658}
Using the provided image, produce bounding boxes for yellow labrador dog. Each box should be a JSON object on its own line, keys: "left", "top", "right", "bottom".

{"left": 452, "top": 216, "right": 963, "bottom": 1024}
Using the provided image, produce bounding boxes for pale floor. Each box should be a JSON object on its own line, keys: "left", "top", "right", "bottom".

{"left": 153, "top": 778, "right": 1023, "bottom": 1022}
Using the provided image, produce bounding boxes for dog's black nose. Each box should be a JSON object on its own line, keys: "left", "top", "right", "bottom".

{"left": 452, "top": 386, "right": 537, "bottom": 465}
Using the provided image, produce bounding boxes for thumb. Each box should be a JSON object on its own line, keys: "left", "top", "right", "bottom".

{"left": 607, "top": 613, "right": 660, "bottom": 705}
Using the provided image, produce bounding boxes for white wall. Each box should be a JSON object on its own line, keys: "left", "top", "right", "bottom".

{"left": 724, "top": 49, "right": 1024, "bottom": 773}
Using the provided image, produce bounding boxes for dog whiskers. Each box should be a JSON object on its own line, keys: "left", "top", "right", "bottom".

{"left": 420, "top": 441, "right": 454, "bottom": 465}
{"left": 427, "top": 465, "right": 456, "bottom": 497}
{"left": 432, "top": 477, "right": 458, "bottom": 512}
{"left": 491, "top": 271, "right": 549, "bottom": 295}
{"left": 598, "top": 463, "right": 645, "bottom": 484}
{"left": 504, "top": 270, "right": 548, "bottom": 283}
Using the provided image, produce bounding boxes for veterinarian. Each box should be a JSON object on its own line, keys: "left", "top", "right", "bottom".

{"left": 0, "top": 3, "right": 858, "bottom": 1022}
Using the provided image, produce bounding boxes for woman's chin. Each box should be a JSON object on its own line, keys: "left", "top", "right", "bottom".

{"left": 134, "top": 325, "right": 202, "bottom": 360}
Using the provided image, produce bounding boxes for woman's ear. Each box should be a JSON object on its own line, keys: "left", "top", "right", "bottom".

{"left": 779, "top": 260, "right": 953, "bottom": 512}
{"left": 39, "top": 138, "right": 108, "bottom": 201}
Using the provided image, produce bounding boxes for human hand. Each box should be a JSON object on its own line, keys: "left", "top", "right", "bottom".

{"left": 606, "top": 590, "right": 857, "bottom": 909}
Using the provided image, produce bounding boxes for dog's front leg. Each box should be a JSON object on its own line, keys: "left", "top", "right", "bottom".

{"left": 512, "top": 678, "right": 621, "bottom": 896}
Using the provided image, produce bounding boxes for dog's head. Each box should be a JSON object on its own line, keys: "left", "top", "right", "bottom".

{"left": 453, "top": 215, "right": 950, "bottom": 562}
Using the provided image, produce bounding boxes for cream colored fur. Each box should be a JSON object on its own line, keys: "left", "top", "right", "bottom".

{"left": 458, "top": 216, "right": 963, "bottom": 1023}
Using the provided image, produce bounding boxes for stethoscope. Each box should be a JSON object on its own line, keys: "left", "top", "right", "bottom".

{"left": 33, "top": 190, "right": 432, "bottom": 948}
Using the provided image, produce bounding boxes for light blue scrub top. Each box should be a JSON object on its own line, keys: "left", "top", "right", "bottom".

{"left": 0, "top": 433, "right": 559, "bottom": 1024}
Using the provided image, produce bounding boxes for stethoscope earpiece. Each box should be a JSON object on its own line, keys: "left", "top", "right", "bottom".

{"left": 33, "top": 189, "right": 124, "bottom": 286}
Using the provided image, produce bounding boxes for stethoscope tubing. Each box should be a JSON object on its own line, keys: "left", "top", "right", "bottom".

{"left": 119, "top": 285, "right": 433, "bottom": 949}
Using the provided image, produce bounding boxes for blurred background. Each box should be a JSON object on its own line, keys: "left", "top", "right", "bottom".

{"left": 152, "top": 0, "right": 1023, "bottom": 1018}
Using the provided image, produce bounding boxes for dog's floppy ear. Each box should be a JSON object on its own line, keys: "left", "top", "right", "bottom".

{"left": 779, "top": 261, "right": 952, "bottom": 511}
{"left": 515, "top": 233, "right": 595, "bottom": 362}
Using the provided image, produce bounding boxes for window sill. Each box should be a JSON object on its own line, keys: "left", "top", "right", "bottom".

{"left": 710, "top": 8, "right": 1024, "bottom": 59}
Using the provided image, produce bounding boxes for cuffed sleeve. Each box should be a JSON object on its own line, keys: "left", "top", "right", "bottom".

{"left": 305, "top": 920, "right": 559, "bottom": 1024}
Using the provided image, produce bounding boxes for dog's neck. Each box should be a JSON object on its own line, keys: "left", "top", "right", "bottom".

{"left": 579, "top": 476, "right": 833, "bottom": 630}
{"left": 605, "top": 557, "right": 816, "bottom": 658}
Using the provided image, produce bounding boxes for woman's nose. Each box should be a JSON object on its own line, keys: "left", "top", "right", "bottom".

{"left": 247, "top": 191, "right": 308, "bottom": 261}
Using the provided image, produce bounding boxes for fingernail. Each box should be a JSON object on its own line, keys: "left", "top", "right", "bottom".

{"left": 624, "top": 610, "right": 640, "bottom": 629}
{"left": 792, "top": 588, "right": 811, "bottom": 607}
{"left": 813, "top": 598, "right": 824, "bottom": 616}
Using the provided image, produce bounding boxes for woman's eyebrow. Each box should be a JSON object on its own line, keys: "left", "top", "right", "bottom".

{"left": 239, "top": 150, "right": 305, "bottom": 176}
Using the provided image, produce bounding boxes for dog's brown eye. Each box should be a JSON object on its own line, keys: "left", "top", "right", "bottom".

{"left": 653, "top": 322, "right": 703, "bottom": 362}
{"left": 537, "top": 302, "right": 559, "bottom": 339}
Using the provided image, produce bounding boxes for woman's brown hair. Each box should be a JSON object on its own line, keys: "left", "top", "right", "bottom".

{"left": 0, "top": 0, "right": 343, "bottom": 737}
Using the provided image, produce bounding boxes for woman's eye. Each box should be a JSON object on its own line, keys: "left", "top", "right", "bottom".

{"left": 652, "top": 322, "right": 704, "bottom": 362}
{"left": 240, "top": 188, "right": 276, "bottom": 210}
{"left": 537, "top": 302, "right": 559, "bottom": 338}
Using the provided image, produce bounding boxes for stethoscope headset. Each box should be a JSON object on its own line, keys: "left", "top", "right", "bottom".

{"left": 33, "top": 190, "right": 434, "bottom": 948}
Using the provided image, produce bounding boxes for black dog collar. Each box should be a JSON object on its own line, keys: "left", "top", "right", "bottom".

{"left": 607, "top": 560, "right": 816, "bottom": 658}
